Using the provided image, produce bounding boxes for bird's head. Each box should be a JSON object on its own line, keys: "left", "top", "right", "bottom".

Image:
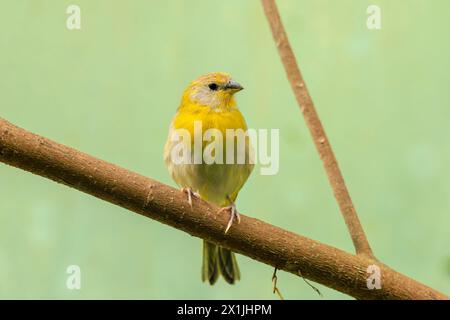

{"left": 181, "top": 72, "right": 243, "bottom": 111}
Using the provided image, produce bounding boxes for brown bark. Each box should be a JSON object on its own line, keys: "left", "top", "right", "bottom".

{"left": 261, "top": 0, "right": 374, "bottom": 258}
{"left": 0, "top": 118, "right": 447, "bottom": 300}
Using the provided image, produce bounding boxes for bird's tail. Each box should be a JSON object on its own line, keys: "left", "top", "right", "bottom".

{"left": 202, "top": 240, "right": 240, "bottom": 285}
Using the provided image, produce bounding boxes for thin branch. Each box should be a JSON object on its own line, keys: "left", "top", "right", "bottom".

{"left": 298, "top": 270, "right": 322, "bottom": 298}
{"left": 261, "top": 0, "right": 374, "bottom": 258}
{"left": 0, "top": 118, "right": 447, "bottom": 300}
{"left": 271, "top": 268, "right": 284, "bottom": 300}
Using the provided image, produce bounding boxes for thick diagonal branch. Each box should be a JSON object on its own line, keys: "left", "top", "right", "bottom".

{"left": 261, "top": 0, "right": 374, "bottom": 258}
{"left": 0, "top": 118, "right": 447, "bottom": 299}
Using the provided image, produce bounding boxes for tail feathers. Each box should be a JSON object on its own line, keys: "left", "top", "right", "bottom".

{"left": 202, "top": 241, "right": 240, "bottom": 285}
{"left": 217, "top": 246, "right": 241, "bottom": 284}
{"left": 202, "top": 241, "right": 220, "bottom": 285}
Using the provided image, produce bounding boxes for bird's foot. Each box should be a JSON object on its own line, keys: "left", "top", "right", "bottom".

{"left": 218, "top": 201, "right": 241, "bottom": 234}
{"left": 182, "top": 187, "right": 200, "bottom": 208}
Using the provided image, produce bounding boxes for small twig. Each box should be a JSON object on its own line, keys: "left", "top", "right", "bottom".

{"left": 298, "top": 270, "right": 322, "bottom": 298}
{"left": 260, "top": 0, "right": 375, "bottom": 259}
{"left": 271, "top": 267, "right": 284, "bottom": 300}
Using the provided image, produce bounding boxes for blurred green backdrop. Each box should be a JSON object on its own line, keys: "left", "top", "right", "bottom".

{"left": 0, "top": 0, "right": 449, "bottom": 299}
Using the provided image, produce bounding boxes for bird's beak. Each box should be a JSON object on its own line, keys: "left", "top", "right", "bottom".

{"left": 225, "top": 79, "right": 243, "bottom": 92}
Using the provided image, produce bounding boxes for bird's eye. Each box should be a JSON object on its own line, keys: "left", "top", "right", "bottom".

{"left": 208, "top": 83, "right": 218, "bottom": 91}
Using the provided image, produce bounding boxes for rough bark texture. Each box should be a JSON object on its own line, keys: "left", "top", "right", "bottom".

{"left": 0, "top": 118, "right": 447, "bottom": 300}
{"left": 261, "top": 0, "right": 374, "bottom": 258}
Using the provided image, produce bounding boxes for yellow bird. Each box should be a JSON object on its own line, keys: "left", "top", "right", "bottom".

{"left": 164, "top": 72, "right": 254, "bottom": 285}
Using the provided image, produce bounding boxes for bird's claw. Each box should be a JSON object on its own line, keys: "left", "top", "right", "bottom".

{"left": 219, "top": 202, "right": 241, "bottom": 234}
{"left": 182, "top": 188, "right": 199, "bottom": 208}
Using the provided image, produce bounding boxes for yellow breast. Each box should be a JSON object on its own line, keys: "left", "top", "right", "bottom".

{"left": 164, "top": 101, "right": 253, "bottom": 206}
{"left": 172, "top": 99, "right": 248, "bottom": 136}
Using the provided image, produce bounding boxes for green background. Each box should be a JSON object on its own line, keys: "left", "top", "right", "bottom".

{"left": 0, "top": 0, "right": 449, "bottom": 299}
